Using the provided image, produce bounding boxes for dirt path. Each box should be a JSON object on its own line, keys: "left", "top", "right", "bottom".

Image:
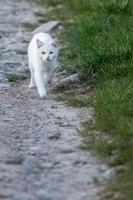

{"left": 0, "top": 1, "right": 109, "bottom": 200}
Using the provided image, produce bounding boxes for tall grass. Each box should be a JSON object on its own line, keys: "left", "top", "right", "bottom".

{"left": 63, "top": 0, "right": 133, "bottom": 76}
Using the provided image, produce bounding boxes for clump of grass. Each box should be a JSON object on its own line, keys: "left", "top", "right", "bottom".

{"left": 56, "top": 92, "right": 92, "bottom": 107}
{"left": 35, "top": 0, "right": 62, "bottom": 7}
{"left": 7, "top": 74, "right": 27, "bottom": 82}
{"left": 21, "top": 22, "right": 37, "bottom": 30}
{"left": 6, "top": 155, "right": 24, "bottom": 165}
{"left": 15, "top": 49, "right": 27, "bottom": 55}
{"left": 44, "top": 0, "right": 62, "bottom": 7}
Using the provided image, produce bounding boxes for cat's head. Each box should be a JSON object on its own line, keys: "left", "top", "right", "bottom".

{"left": 36, "top": 38, "right": 58, "bottom": 63}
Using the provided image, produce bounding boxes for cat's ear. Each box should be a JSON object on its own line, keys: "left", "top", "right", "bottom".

{"left": 51, "top": 38, "right": 58, "bottom": 48}
{"left": 36, "top": 39, "right": 44, "bottom": 48}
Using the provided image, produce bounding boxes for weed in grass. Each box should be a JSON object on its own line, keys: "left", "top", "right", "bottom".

{"left": 56, "top": 93, "right": 92, "bottom": 107}
{"left": 6, "top": 156, "right": 24, "bottom": 165}
{"left": 7, "top": 74, "right": 27, "bottom": 82}
{"left": 36, "top": 0, "right": 62, "bottom": 7}
{"left": 15, "top": 49, "right": 27, "bottom": 55}
{"left": 21, "top": 22, "right": 37, "bottom": 30}
{"left": 92, "top": 176, "right": 100, "bottom": 184}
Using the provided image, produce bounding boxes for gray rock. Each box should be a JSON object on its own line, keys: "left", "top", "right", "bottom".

{"left": 0, "top": 83, "right": 10, "bottom": 89}
{"left": 17, "top": 64, "right": 29, "bottom": 74}
{"left": 3, "top": 42, "right": 27, "bottom": 53}
{"left": 33, "top": 7, "right": 47, "bottom": 16}
{"left": 0, "top": 188, "right": 14, "bottom": 198}
{"left": 59, "top": 73, "right": 80, "bottom": 85}
{"left": 0, "top": 72, "right": 8, "bottom": 83}
{"left": 13, "top": 193, "right": 33, "bottom": 200}
{"left": 32, "top": 21, "right": 60, "bottom": 34}
{"left": 103, "top": 168, "right": 116, "bottom": 180}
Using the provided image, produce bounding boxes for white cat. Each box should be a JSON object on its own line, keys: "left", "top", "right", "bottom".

{"left": 28, "top": 32, "right": 59, "bottom": 98}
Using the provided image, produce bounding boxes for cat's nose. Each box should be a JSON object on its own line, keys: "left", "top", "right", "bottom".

{"left": 47, "top": 57, "right": 51, "bottom": 61}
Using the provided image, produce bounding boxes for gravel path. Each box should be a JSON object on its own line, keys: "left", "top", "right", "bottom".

{"left": 0, "top": 1, "right": 109, "bottom": 200}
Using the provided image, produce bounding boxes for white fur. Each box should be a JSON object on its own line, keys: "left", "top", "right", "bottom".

{"left": 28, "top": 32, "right": 58, "bottom": 98}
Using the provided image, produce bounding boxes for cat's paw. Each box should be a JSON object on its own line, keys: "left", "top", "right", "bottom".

{"left": 29, "top": 84, "right": 36, "bottom": 89}
{"left": 39, "top": 91, "right": 47, "bottom": 98}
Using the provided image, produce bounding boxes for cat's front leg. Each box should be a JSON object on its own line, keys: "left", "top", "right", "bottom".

{"left": 29, "top": 63, "right": 36, "bottom": 88}
{"left": 43, "top": 73, "right": 49, "bottom": 89}
{"left": 34, "top": 71, "right": 47, "bottom": 98}
{"left": 29, "top": 73, "right": 36, "bottom": 89}
{"left": 43, "top": 67, "right": 55, "bottom": 89}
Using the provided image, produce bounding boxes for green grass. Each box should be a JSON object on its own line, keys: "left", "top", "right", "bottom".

{"left": 35, "top": 0, "right": 62, "bottom": 7}
{"left": 7, "top": 74, "right": 27, "bottom": 82}
{"left": 21, "top": 22, "right": 37, "bottom": 31}
{"left": 63, "top": 3, "right": 133, "bottom": 76}
{"left": 56, "top": 93, "right": 92, "bottom": 107}
{"left": 39, "top": 0, "right": 133, "bottom": 199}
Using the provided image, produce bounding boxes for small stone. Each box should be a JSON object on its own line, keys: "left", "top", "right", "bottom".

{"left": 60, "top": 148, "right": 75, "bottom": 154}
{"left": 0, "top": 188, "right": 14, "bottom": 198}
{"left": 103, "top": 168, "right": 116, "bottom": 179}
{"left": 47, "top": 132, "right": 60, "bottom": 140}
{"left": 36, "top": 190, "right": 53, "bottom": 200}
{"left": 0, "top": 83, "right": 10, "bottom": 89}
{"left": 13, "top": 193, "right": 33, "bottom": 200}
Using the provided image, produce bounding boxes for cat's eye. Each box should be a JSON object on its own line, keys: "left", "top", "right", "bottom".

{"left": 42, "top": 52, "right": 46, "bottom": 54}
{"left": 50, "top": 51, "right": 54, "bottom": 54}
